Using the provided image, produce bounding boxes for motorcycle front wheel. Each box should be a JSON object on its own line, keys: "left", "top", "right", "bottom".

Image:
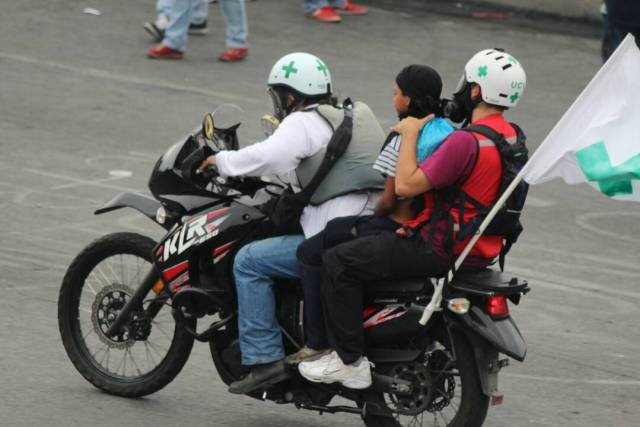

{"left": 58, "top": 232, "right": 195, "bottom": 397}
{"left": 362, "top": 330, "right": 489, "bottom": 427}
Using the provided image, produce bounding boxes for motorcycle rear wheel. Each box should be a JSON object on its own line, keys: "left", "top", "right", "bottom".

{"left": 58, "top": 232, "right": 195, "bottom": 398}
{"left": 362, "top": 330, "right": 489, "bottom": 427}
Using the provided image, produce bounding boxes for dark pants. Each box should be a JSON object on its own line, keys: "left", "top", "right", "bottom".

{"left": 297, "top": 215, "right": 400, "bottom": 349}
{"left": 321, "top": 232, "right": 450, "bottom": 364}
{"left": 602, "top": 13, "right": 640, "bottom": 62}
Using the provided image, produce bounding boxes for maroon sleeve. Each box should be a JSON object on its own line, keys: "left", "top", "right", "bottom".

{"left": 419, "top": 131, "right": 477, "bottom": 190}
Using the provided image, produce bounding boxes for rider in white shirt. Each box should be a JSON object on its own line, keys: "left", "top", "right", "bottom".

{"left": 199, "top": 52, "right": 383, "bottom": 394}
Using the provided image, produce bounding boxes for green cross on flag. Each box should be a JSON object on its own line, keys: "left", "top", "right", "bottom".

{"left": 520, "top": 35, "right": 640, "bottom": 202}
{"left": 282, "top": 61, "right": 298, "bottom": 79}
{"left": 576, "top": 142, "right": 640, "bottom": 197}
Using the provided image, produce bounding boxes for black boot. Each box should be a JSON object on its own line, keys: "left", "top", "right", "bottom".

{"left": 228, "top": 360, "right": 290, "bottom": 395}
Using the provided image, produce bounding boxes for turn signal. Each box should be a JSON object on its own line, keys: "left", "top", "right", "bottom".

{"left": 447, "top": 298, "right": 470, "bottom": 314}
{"left": 152, "top": 279, "right": 165, "bottom": 295}
{"left": 486, "top": 295, "right": 509, "bottom": 318}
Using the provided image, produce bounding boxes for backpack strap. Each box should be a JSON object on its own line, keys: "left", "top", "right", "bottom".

{"left": 300, "top": 99, "right": 354, "bottom": 201}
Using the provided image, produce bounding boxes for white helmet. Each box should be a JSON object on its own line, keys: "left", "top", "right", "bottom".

{"left": 267, "top": 52, "right": 332, "bottom": 96}
{"left": 460, "top": 49, "right": 526, "bottom": 108}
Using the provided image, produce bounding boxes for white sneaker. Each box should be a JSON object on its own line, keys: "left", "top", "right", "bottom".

{"left": 298, "top": 351, "right": 372, "bottom": 389}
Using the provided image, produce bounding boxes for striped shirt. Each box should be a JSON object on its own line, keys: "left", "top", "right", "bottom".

{"left": 373, "top": 133, "right": 401, "bottom": 177}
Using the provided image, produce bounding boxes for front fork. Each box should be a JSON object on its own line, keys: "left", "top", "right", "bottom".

{"left": 105, "top": 268, "right": 166, "bottom": 337}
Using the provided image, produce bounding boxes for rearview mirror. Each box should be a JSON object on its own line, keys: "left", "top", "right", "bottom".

{"left": 202, "top": 113, "right": 215, "bottom": 140}
{"left": 260, "top": 114, "right": 281, "bottom": 137}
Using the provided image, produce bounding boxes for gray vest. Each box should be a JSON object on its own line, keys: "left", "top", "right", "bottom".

{"left": 296, "top": 102, "right": 385, "bottom": 205}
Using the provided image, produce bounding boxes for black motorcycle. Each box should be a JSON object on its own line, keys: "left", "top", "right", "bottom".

{"left": 58, "top": 105, "right": 530, "bottom": 427}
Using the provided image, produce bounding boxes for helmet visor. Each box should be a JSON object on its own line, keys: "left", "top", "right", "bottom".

{"left": 454, "top": 74, "right": 467, "bottom": 95}
{"left": 268, "top": 87, "right": 286, "bottom": 122}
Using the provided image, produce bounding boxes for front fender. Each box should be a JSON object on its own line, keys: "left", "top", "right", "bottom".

{"left": 95, "top": 192, "right": 172, "bottom": 229}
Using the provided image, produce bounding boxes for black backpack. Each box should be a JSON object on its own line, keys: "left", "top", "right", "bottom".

{"left": 453, "top": 123, "right": 529, "bottom": 270}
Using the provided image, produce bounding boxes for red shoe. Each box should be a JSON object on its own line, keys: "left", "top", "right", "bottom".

{"left": 147, "top": 44, "right": 184, "bottom": 59}
{"left": 340, "top": 0, "right": 367, "bottom": 15}
{"left": 308, "top": 6, "right": 341, "bottom": 23}
{"left": 218, "top": 48, "right": 249, "bottom": 62}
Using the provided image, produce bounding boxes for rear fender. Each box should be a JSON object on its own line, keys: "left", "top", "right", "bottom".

{"left": 94, "top": 192, "right": 173, "bottom": 229}
{"left": 456, "top": 306, "right": 527, "bottom": 361}
{"left": 447, "top": 308, "right": 526, "bottom": 397}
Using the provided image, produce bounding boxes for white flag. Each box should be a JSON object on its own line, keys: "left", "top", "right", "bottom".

{"left": 521, "top": 34, "right": 640, "bottom": 202}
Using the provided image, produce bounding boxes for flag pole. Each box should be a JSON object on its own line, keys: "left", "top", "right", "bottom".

{"left": 418, "top": 173, "right": 524, "bottom": 325}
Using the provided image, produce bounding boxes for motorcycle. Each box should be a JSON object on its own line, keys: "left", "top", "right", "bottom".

{"left": 58, "top": 105, "right": 530, "bottom": 427}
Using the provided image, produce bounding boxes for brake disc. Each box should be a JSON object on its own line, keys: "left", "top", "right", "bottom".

{"left": 91, "top": 283, "right": 135, "bottom": 350}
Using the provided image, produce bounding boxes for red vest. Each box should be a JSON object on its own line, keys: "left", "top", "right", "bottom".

{"left": 406, "top": 115, "right": 516, "bottom": 263}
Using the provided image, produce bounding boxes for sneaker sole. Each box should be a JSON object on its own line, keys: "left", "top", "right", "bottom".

{"left": 147, "top": 53, "right": 184, "bottom": 59}
{"left": 143, "top": 23, "right": 164, "bottom": 42}
{"left": 299, "top": 370, "right": 372, "bottom": 389}
{"left": 228, "top": 371, "right": 291, "bottom": 395}
{"left": 341, "top": 376, "right": 372, "bottom": 389}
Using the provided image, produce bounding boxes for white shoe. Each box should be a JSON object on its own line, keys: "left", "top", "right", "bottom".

{"left": 298, "top": 351, "right": 372, "bottom": 389}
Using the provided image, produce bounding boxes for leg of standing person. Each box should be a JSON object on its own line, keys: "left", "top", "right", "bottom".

{"left": 143, "top": 0, "right": 174, "bottom": 42}
{"left": 147, "top": 0, "right": 194, "bottom": 58}
{"left": 329, "top": 0, "right": 368, "bottom": 15}
{"left": 227, "top": 235, "right": 305, "bottom": 394}
{"left": 217, "top": 0, "right": 249, "bottom": 62}
{"left": 189, "top": 0, "right": 209, "bottom": 34}
{"left": 304, "top": 0, "right": 341, "bottom": 23}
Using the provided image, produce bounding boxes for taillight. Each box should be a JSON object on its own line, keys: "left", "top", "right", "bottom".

{"left": 486, "top": 295, "right": 509, "bottom": 318}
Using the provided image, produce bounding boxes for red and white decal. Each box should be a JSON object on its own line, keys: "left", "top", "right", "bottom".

{"left": 162, "top": 260, "right": 189, "bottom": 282}
{"left": 363, "top": 306, "right": 407, "bottom": 329}
{"left": 212, "top": 240, "right": 237, "bottom": 264}
{"left": 161, "top": 208, "right": 230, "bottom": 261}
{"left": 169, "top": 271, "right": 191, "bottom": 292}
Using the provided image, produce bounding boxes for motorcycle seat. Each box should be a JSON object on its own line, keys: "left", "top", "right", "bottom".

{"left": 451, "top": 269, "right": 528, "bottom": 295}
{"left": 366, "top": 279, "right": 433, "bottom": 297}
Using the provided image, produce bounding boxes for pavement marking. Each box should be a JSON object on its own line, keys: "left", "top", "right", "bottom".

{"left": 0, "top": 181, "right": 102, "bottom": 205}
{"left": 504, "top": 373, "right": 640, "bottom": 386}
{"left": 523, "top": 196, "right": 554, "bottom": 207}
{"left": 518, "top": 242, "right": 640, "bottom": 273}
{"left": 23, "top": 168, "right": 137, "bottom": 193}
{"left": 575, "top": 211, "right": 640, "bottom": 244}
{"left": 109, "top": 170, "right": 133, "bottom": 178}
{"left": 507, "top": 264, "right": 640, "bottom": 305}
{"left": 0, "top": 51, "right": 262, "bottom": 105}
{"left": 0, "top": 251, "right": 65, "bottom": 271}
{"left": 51, "top": 175, "right": 129, "bottom": 191}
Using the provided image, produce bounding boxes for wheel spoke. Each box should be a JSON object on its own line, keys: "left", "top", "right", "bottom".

{"left": 151, "top": 321, "right": 174, "bottom": 341}
{"left": 126, "top": 347, "right": 142, "bottom": 376}
{"left": 147, "top": 340, "right": 168, "bottom": 358}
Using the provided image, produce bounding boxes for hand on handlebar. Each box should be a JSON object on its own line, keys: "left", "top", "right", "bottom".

{"left": 197, "top": 155, "right": 218, "bottom": 177}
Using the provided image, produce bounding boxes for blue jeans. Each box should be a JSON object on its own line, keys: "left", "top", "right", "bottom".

{"left": 303, "top": 0, "right": 346, "bottom": 13}
{"left": 157, "top": 0, "right": 207, "bottom": 25}
{"left": 163, "top": 0, "right": 248, "bottom": 51}
{"left": 234, "top": 235, "right": 305, "bottom": 365}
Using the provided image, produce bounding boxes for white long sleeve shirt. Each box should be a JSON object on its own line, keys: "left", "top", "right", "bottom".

{"left": 216, "top": 110, "right": 379, "bottom": 237}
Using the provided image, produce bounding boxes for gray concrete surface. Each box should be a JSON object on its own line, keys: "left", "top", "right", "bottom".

{"left": 477, "top": 0, "right": 601, "bottom": 20}
{"left": 1, "top": 0, "right": 639, "bottom": 426}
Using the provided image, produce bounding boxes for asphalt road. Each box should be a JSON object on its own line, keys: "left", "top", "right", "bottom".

{"left": 1, "top": 1, "right": 639, "bottom": 426}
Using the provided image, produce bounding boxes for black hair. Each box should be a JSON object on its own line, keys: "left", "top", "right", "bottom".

{"left": 395, "top": 64, "right": 444, "bottom": 119}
